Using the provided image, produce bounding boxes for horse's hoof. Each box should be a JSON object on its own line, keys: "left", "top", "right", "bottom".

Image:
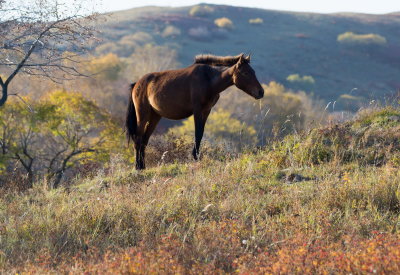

{"left": 192, "top": 149, "right": 199, "bottom": 160}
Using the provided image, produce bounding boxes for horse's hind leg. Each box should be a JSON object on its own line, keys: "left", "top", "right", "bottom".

{"left": 133, "top": 97, "right": 151, "bottom": 170}
{"left": 141, "top": 111, "right": 161, "bottom": 167}
{"left": 134, "top": 110, "right": 161, "bottom": 170}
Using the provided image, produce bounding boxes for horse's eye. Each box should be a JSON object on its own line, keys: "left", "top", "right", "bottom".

{"left": 242, "top": 72, "right": 249, "bottom": 76}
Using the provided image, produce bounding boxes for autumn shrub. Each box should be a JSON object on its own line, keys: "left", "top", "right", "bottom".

{"left": 75, "top": 43, "right": 179, "bottom": 118}
{"left": 265, "top": 106, "right": 400, "bottom": 168}
{"left": 162, "top": 25, "right": 181, "bottom": 38}
{"left": 85, "top": 53, "right": 124, "bottom": 81}
{"left": 218, "top": 81, "right": 325, "bottom": 143}
{"left": 95, "top": 42, "right": 119, "bottom": 55}
{"left": 286, "top": 73, "right": 315, "bottom": 91}
{"left": 120, "top": 32, "right": 153, "bottom": 46}
{"left": 214, "top": 17, "right": 234, "bottom": 30}
{"left": 168, "top": 108, "right": 257, "bottom": 152}
{"left": 249, "top": 18, "right": 263, "bottom": 24}
{"left": 188, "top": 26, "right": 212, "bottom": 40}
{"left": 337, "top": 31, "right": 387, "bottom": 46}
{"left": 235, "top": 233, "right": 400, "bottom": 274}
{"left": 336, "top": 93, "right": 365, "bottom": 112}
{"left": 126, "top": 44, "right": 179, "bottom": 82}
{"left": 189, "top": 5, "right": 214, "bottom": 17}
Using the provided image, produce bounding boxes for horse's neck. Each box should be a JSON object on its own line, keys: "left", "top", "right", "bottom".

{"left": 211, "top": 66, "right": 234, "bottom": 94}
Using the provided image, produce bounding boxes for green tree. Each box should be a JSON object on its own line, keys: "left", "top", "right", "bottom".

{"left": 0, "top": 91, "right": 121, "bottom": 188}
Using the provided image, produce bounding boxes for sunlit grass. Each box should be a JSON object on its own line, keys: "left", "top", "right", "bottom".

{"left": 1, "top": 107, "right": 400, "bottom": 273}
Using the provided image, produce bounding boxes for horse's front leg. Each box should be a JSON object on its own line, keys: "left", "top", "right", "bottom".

{"left": 192, "top": 109, "right": 211, "bottom": 160}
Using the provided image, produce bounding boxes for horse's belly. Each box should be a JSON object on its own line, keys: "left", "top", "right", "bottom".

{"left": 155, "top": 107, "right": 193, "bottom": 120}
{"left": 149, "top": 94, "right": 193, "bottom": 120}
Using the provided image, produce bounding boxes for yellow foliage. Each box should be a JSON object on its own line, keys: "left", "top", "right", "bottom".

{"left": 218, "top": 81, "right": 323, "bottom": 141}
{"left": 189, "top": 5, "right": 214, "bottom": 17}
{"left": 249, "top": 18, "right": 263, "bottom": 24}
{"left": 337, "top": 32, "right": 387, "bottom": 45}
{"left": 162, "top": 26, "right": 181, "bottom": 38}
{"left": 214, "top": 17, "right": 234, "bottom": 29}
{"left": 119, "top": 32, "right": 153, "bottom": 45}
{"left": 169, "top": 108, "right": 257, "bottom": 148}
{"left": 86, "top": 53, "right": 124, "bottom": 81}
{"left": 287, "top": 74, "right": 315, "bottom": 85}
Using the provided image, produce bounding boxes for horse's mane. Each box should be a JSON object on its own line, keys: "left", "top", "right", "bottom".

{"left": 194, "top": 54, "right": 250, "bottom": 66}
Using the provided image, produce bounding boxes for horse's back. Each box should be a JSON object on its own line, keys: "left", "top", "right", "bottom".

{"left": 135, "top": 64, "right": 209, "bottom": 120}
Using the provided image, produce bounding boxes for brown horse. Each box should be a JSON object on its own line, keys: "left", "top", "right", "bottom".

{"left": 126, "top": 53, "right": 264, "bottom": 169}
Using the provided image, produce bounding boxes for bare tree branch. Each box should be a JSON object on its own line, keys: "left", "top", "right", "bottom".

{"left": 0, "top": 0, "right": 98, "bottom": 107}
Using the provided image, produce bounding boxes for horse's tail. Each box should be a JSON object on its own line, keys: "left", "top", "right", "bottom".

{"left": 126, "top": 82, "right": 137, "bottom": 145}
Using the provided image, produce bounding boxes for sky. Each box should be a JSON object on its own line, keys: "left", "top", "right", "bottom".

{"left": 96, "top": 0, "right": 399, "bottom": 14}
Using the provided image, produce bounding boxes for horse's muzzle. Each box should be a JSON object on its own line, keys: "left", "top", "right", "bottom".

{"left": 255, "top": 89, "right": 264, "bottom": 99}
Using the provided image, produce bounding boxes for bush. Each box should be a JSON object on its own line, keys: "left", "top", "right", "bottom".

{"left": 249, "top": 18, "right": 263, "bottom": 24}
{"left": 86, "top": 53, "right": 124, "bottom": 81}
{"left": 126, "top": 44, "right": 179, "bottom": 81}
{"left": 286, "top": 74, "right": 315, "bottom": 85}
{"left": 162, "top": 25, "right": 181, "bottom": 38}
{"left": 286, "top": 74, "right": 315, "bottom": 91}
{"left": 336, "top": 94, "right": 365, "bottom": 112}
{"left": 188, "top": 26, "right": 212, "bottom": 40}
{"left": 214, "top": 17, "right": 234, "bottom": 30}
{"left": 218, "top": 81, "right": 325, "bottom": 143}
{"left": 271, "top": 107, "right": 400, "bottom": 167}
{"left": 117, "top": 32, "right": 153, "bottom": 57}
{"left": 169, "top": 108, "right": 257, "bottom": 151}
{"left": 337, "top": 32, "right": 387, "bottom": 46}
{"left": 189, "top": 5, "right": 214, "bottom": 17}
{"left": 0, "top": 91, "right": 122, "bottom": 188}
{"left": 95, "top": 42, "right": 119, "bottom": 55}
{"left": 120, "top": 32, "right": 153, "bottom": 45}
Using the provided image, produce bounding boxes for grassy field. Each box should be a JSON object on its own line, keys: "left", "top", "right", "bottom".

{"left": 95, "top": 4, "right": 400, "bottom": 103}
{"left": 2, "top": 106, "right": 400, "bottom": 273}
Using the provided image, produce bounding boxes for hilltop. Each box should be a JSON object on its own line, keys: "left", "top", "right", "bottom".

{"left": 94, "top": 4, "right": 400, "bottom": 105}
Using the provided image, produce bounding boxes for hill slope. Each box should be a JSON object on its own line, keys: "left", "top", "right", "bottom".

{"left": 2, "top": 106, "right": 400, "bottom": 273}
{"left": 95, "top": 4, "right": 400, "bottom": 103}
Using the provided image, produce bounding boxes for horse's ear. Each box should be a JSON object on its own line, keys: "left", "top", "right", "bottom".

{"left": 238, "top": 53, "right": 245, "bottom": 65}
{"left": 245, "top": 54, "right": 251, "bottom": 63}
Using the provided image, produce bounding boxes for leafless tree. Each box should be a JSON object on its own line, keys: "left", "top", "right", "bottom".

{"left": 0, "top": 0, "right": 98, "bottom": 107}
{"left": 127, "top": 45, "right": 180, "bottom": 81}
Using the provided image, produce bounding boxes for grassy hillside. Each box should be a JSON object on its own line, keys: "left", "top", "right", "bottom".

{"left": 2, "top": 106, "right": 400, "bottom": 273}
{"left": 2, "top": 5, "right": 400, "bottom": 273}
{"left": 95, "top": 4, "right": 400, "bottom": 105}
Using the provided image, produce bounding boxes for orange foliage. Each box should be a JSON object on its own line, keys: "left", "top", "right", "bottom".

{"left": 11, "top": 224, "right": 400, "bottom": 274}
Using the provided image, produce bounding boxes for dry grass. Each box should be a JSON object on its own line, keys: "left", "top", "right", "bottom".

{"left": 1, "top": 107, "right": 400, "bottom": 273}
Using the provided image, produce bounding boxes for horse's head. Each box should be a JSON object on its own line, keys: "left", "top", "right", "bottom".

{"left": 232, "top": 54, "right": 264, "bottom": 99}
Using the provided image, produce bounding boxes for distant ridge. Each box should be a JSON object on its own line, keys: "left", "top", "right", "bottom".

{"left": 96, "top": 4, "right": 400, "bottom": 103}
